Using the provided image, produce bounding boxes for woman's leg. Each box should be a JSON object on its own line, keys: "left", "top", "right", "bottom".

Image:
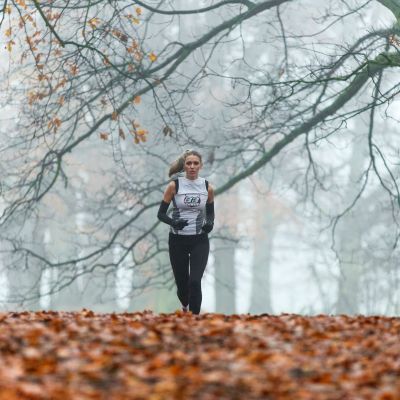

{"left": 188, "top": 237, "right": 210, "bottom": 314}
{"left": 169, "top": 237, "right": 190, "bottom": 307}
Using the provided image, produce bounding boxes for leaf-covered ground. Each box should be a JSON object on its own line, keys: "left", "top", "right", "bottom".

{"left": 0, "top": 311, "right": 398, "bottom": 399}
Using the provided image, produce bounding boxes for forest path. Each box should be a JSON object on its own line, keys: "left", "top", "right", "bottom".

{"left": 0, "top": 310, "right": 397, "bottom": 399}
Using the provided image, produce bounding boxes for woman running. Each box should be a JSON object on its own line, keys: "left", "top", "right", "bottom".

{"left": 157, "top": 150, "right": 215, "bottom": 314}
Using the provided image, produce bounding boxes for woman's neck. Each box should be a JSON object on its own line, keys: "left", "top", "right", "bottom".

{"left": 185, "top": 175, "right": 199, "bottom": 181}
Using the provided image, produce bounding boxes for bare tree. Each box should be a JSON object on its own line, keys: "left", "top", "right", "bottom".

{"left": 1, "top": 1, "right": 400, "bottom": 311}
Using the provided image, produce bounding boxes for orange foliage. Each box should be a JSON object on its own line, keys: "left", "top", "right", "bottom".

{"left": 119, "top": 128, "right": 126, "bottom": 140}
{"left": 148, "top": 52, "right": 157, "bottom": 62}
{"left": 6, "top": 40, "right": 15, "bottom": 52}
{"left": 0, "top": 311, "right": 398, "bottom": 399}
{"left": 47, "top": 117, "right": 62, "bottom": 133}
{"left": 6, "top": 2, "right": 154, "bottom": 145}
{"left": 128, "top": 119, "right": 148, "bottom": 143}
{"left": 126, "top": 14, "right": 140, "bottom": 25}
{"left": 88, "top": 18, "right": 100, "bottom": 29}
{"left": 15, "top": 0, "right": 27, "bottom": 7}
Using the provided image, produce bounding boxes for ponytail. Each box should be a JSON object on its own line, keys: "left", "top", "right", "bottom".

{"left": 168, "top": 149, "right": 203, "bottom": 177}
{"left": 168, "top": 156, "right": 185, "bottom": 177}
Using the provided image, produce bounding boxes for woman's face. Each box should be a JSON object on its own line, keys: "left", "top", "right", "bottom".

{"left": 184, "top": 155, "right": 202, "bottom": 180}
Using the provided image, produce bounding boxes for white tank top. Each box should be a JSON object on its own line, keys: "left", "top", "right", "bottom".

{"left": 171, "top": 177, "right": 208, "bottom": 235}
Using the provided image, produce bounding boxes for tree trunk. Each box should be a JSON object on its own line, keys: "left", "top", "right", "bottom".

{"left": 213, "top": 189, "right": 239, "bottom": 314}
{"left": 7, "top": 217, "right": 43, "bottom": 310}
{"left": 214, "top": 237, "right": 237, "bottom": 314}
{"left": 336, "top": 134, "right": 366, "bottom": 314}
{"left": 249, "top": 222, "right": 275, "bottom": 314}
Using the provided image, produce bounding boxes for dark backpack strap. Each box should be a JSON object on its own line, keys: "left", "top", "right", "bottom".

{"left": 205, "top": 180, "right": 209, "bottom": 191}
{"left": 174, "top": 178, "right": 179, "bottom": 194}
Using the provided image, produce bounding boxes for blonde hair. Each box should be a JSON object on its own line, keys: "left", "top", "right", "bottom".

{"left": 168, "top": 150, "right": 203, "bottom": 177}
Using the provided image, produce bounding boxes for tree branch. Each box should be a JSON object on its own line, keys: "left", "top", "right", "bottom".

{"left": 377, "top": 0, "right": 400, "bottom": 21}
{"left": 134, "top": 0, "right": 255, "bottom": 15}
{"left": 32, "top": 0, "right": 65, "bottom": 47}
{"left": 216, "top": 52, "right": 400, "bottom": 195}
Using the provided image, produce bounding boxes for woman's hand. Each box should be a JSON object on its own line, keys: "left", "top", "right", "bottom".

{"left": 202, "top": 222, "right": 213, "bottom": 233}
{"left": 172, "top": 219, "right": 189, "bottom": 230}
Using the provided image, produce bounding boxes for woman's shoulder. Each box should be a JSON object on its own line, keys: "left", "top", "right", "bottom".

{"left": 201, "top": 177, "right": 213, "bottom": 187}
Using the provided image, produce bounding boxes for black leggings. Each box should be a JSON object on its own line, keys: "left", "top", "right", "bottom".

{"left": 168, "top": 233, "right": 209, "bottom": 314}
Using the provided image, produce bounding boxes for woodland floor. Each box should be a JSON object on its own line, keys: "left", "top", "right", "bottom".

{"left": 0, "top": 310, "right": 398, "bottom": 399}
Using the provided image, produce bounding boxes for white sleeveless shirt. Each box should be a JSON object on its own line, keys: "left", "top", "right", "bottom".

{"left": 171, "top": 177, "right": 208, "bottom": 235}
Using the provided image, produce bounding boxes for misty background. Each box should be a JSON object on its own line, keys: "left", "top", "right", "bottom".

{"left": 0, "top": 0, "right": 399, "bottom": 315}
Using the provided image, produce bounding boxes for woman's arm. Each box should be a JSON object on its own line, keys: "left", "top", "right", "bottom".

{"left": 163, "top": 181, "right": 176, "bottom": 203}
{"left": 157, "top": 181, "right": 188, "bottom": 229}
{"left": 203, "top": 184, "right": 215, "bottom": 233}
{"left": 207, "top": 184, "right": 214, "bottom": 203}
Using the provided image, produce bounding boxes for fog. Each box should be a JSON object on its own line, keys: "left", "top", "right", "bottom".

{"left": 0, "top": 0, "right": 399, "bottom": 315}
